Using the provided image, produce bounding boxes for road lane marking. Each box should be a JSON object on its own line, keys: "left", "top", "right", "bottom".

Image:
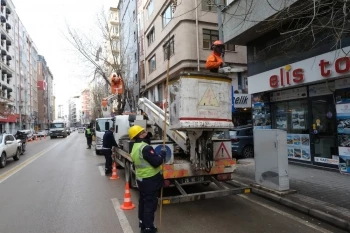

{"left": 238, "top": 194, "right": 333, "bottom": 233}
{"left": 0, "top": 142, "right": 62, "bottom": 184}
{"left": 111, "top": 198, "right": 134, "bottom": 233}
{"left": 99, "top": 166, "right": 105, "bottom": 176}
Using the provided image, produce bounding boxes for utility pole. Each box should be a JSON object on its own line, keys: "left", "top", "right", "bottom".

{"left": 216, "top": 0, "right": 224, "bottom": 42}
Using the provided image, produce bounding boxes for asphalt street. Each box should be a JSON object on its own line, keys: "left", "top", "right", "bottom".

{"left": 0, "top": 132, "right": 347, "bottom": 233}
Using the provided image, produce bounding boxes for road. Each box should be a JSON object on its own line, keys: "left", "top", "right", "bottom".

{"left": 0, "top": 132, "right": 346, "bottom": 233}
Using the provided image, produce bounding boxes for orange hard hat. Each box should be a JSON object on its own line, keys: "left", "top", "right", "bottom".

{"left": 211, "top": 40, "right": 224, "bottom": 50}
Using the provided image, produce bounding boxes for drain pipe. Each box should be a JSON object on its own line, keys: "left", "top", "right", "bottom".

{"left": 195, "top": 0, "right": 200, "bottom": 71}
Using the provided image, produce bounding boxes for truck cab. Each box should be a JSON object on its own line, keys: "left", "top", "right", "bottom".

{"left": 49, "top": 119, "right": 68, "bottom": 139}
{"left": 94, "top": 118, "right": 114, "bottom": 155}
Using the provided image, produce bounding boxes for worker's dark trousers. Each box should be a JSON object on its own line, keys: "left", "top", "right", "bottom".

{"left": 86, "top": 136, "right": 92, "bottom": 147}
{"left": 137, "top": 172, "right": 163, "bottom": 230}
{"left": 103, "top": 149, "right": 112, "bottom": 173}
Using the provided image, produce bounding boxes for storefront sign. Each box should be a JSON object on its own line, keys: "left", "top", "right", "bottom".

{"left": 248, "top": 46, "right": 350, "bottom": 94}
{"left": 314, "top": 157, "right": 339, "bottom": 165}
{"left": 335, "top": 78, "right": 350, "bottom": 90}
{"left": 270, "top": 87, "right": 307, "bottom": 102}
{"left": 232, "top": 94, "right": 251, "bottom": 108}
{"left": 309, "top": 82, "right": 335, "bottom": 97}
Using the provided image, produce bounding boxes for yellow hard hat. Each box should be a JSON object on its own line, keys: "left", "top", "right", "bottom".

{"left": 128, "top": 125, "right": 144, "bottom": 139}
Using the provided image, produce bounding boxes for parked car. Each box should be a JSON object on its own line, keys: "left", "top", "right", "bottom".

{"left": 18, "top": 129, "right": 37, "bottom": 141}
{"left": 36, "top": 130, "right": 48, "bottom": 137}
{"left": 217, "top": 125, "right": 254, "bottom": 158}
{"left": 0, "top": 133, "right": 21, "bottom": 168}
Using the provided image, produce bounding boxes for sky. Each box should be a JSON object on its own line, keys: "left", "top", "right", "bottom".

{"left": 12, "top": 0, "right": 117, "bottom": 106}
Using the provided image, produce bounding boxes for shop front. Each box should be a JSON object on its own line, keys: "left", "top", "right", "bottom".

{"left": 249, "top": 46, "right": 350, "bottom": 173}
{"left": 232, "top": 93, "right": 252, "bottom": 126}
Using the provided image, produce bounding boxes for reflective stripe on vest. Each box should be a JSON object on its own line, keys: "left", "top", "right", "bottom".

{"left": 131, "top": 142, "right": 161, "bottom": 179}
{"left": 86, "top": 128, "right": 91, "bottom": 135}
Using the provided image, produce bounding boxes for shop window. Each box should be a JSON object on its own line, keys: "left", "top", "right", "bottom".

{"left": 272, "top": 99, "right": 309, "bottom": 134}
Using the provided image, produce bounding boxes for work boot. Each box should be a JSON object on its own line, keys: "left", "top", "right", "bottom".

{"left": 141, "top": 227, "right": 157, "bottom": 233}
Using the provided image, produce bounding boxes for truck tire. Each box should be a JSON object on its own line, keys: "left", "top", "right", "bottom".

{"left": 125, "top": 161, "right": 137, "bottom": 189}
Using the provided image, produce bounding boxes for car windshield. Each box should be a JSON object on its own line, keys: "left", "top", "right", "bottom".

{"left": 96, "top": 119, "right": 113, "bottom": 132}
{"left": 50, "top": 123, "right": 64, "bottom": 128}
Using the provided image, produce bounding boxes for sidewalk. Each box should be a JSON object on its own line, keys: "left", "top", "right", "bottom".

{"left": 232, "top": 159, "right": 350, "bottom": 231}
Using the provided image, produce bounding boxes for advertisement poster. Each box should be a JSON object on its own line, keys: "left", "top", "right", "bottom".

{"left": 292, "top": 110, "right": 305, "bottom": 129}
{"left": 253, "top": 102, "right": 271, "bottom": 129}
{"left": 276, "top": 109, "right": 287, "bottom": 130}
{"left": 252, "top": 93, "right": 271, "bottom": 130}
{"left": 336, "top": 103, "right": 350, "bottom": 174}
{"left": 338, "top": 147, "right": 350, "bottom": 174}
{"left": 287, "top": 134, "right": 311, "bottom": 161}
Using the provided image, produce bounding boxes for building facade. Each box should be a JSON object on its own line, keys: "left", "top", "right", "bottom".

{"left": 68, "top": 95, "right": 82, "bottom": 127}
{"left": 81, "top": 89, "right": 91, "bottom": 125}
{"left": 223, "top": 0, "right": 350, "bottom": 172}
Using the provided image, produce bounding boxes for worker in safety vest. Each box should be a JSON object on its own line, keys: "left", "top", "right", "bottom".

{"left": 129, "top": 125, "right": 166, "bottom": 233}
{"left": 205, "top": 40, "right": 225, "bottom": 73}
{"left": 85, "top": 125, "right": 94, "bottom": 149}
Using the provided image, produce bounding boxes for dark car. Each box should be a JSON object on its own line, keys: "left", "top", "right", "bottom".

{"left": 217, "top": 125, "right": 254, "bottom": 158}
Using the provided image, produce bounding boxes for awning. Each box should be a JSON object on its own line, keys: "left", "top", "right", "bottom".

{"left": 1, "top": 49, "right": 6, "bottom": 56}
{"left": 6, "top": 54, "right": 11, "bottom": 60}
{"left": 1, "top": 0, "right": 6, "bottom": 7}
{"left": 5, "top": 7, "right": 10, "bottom": 14}
{"left": 5, "top": 40, "right": 11, "bottom": 45}
{"left": 7, "top": 86, "right": 12, "bottom": 92}
{"left": 1, "top": 69, "right": 7, "bottom": 74}
{"left": 6, "top": 23, "right": 10, "bottom": 30}
{"left": 1, "top": 34, "right": 5, "bottom": 40}
{"left": 2, "top": 84, "right": 7, "bottom": 89}
{"left": 0, "top": 16, "right": 5, "bottom": 23}
{"left": 6, "top": 73, "right": 11, "bottom": 78}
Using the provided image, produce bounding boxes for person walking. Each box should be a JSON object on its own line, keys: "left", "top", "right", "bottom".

{"left": 128, "top": 125, "right": 166, "bottom": 233}
{"left": 102, "top": 127, "right": 118, "bottom": 175}
{"left": 85, "top": 125, "right": 93, "bottom": 149}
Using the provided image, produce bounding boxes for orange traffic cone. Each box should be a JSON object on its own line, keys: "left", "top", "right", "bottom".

{"left": 110, "top": 162, "right": 120, "bottom": 180}
{"left": 120, "top": 182, "right": 135, "bottom": 210}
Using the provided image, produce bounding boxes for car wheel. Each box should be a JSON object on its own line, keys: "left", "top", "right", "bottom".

{"left": 242, "top": 145, "right": 254, "bottom": 158}
{"left": 13, "top": 149, "right": 20, "bottom": 161}
{"left": 0, "top": 152, "right": 6, "bottom": 168}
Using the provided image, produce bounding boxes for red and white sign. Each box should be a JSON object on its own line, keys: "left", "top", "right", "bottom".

{"left": 248, "top": 46, "right": 350, "bottom": 94}
{"left": 215, "top": 142, "right": 231, "bottom": 160}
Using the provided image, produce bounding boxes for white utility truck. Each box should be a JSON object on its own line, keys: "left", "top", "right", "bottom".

{"left": 49, "top": 119, "right": 68, "bottom": 139}
{"left": 111, "top": 72, "right": 251, "bottom": 204}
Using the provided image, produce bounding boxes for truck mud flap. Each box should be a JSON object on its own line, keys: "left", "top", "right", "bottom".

{"left": 159, "top": 178, "right": 251, "bottom": 205}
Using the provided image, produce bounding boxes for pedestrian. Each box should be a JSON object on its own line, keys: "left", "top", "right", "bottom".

{"left": 128, "top": 125, "right": 166, "bottom": 233}
{"left": 102, "top": 127, "right": 118, "bottom": 175}
{"left": 85, "top": 125, "right": 93, "bottom": 149}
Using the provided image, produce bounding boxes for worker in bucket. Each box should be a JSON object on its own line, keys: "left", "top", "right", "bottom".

{"left": 128, "top": 125, "right": 166, "bottom": 233}
{"left": 205, "top": 40, "right": 225, "bottom": 73}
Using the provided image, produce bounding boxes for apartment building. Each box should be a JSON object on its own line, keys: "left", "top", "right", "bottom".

{"left": 118, "top": 1, "right": 139, "bottom": 111}
{"left": 140, "top": 0, "right": 247, "bottom": 108}
{"left": 68, "top": 95, "right": 82, "bottom": 127}
{"left": 0, "top": 0, "right": 15, "bottom": 133}
{"left": 81, "top": 89, "right": 91, "bottom": 125}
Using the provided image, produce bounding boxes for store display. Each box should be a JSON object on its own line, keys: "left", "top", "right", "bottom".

{"left": 292, "top": 109, "right": 305, "bottom": 129}
{"left": 253, "top": 102, "right": 271, "bottom": 129}
{"left": 336, "top": 102, "right": 350, "bottom": 174}
{"left": 287, "top": 134, "right": 311, "bottom": 161}
{"left": 270, "top": 87, "right": 307, "bottom": 102}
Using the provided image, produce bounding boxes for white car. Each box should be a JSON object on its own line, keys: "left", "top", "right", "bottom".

{"left": 0, "top": 134, "right": 21, "bottom": 168}
{"left": 78, "top": 127, "right": 85, "bottom": 133}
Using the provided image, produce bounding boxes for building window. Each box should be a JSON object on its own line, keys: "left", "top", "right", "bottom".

{"left": 147, "top": 28, "right": 155, "bottom": 46}
{"left": 158, "top": 84, "right": 163, "bottom": 101}
{"left": 135, "top": 74, "right": 138, "bottom": 81}
{"left": 147, "top": 0, "right": 154, "bottom": 17}
{"left": 134, "top": 52, "right": 137, "bottom": 61}
{"left": 202, "top": 0, "right": 226, "bottom": 12}
{"left": 163, "top": 37, "right": 174, "bottom": 60}
{"left": 149, "top": 55, "right": 156, "bottom": 73}
{"left": 203, "top": 29, "right": 235, "bottom": 51}
{"left": 162, "top": 5, "right": 173, "bottom": 27}
{"left": 133, "top": 10, "right": 136, "bottom": 20}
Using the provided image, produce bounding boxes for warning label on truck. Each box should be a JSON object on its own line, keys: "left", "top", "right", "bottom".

{"left": 199, "top": 87, "right": 219, "bottom": 107}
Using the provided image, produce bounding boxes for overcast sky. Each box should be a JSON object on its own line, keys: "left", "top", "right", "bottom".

{"left": 12, "top": 0, "right": 118, "bottom": 106}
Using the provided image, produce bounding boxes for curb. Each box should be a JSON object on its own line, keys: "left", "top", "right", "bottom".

{"left": 229, "top": 180, "right": 350, "bottom": 232}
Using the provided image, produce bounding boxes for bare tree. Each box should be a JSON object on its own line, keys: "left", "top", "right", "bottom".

{"left": 63, "top": 7, "right": 135, "bottom": 116}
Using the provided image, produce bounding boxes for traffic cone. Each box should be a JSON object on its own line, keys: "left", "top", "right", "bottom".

{"left": 120, "top": 183, "right": 135, "bottom": 210}
{"left": 110, "top": 162, "right": 120, "bottom": 180}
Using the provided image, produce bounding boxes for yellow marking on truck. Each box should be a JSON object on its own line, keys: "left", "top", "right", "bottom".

{"left": 244, "top": 188, "right": 251, "bottom": 193}
{"left": 199, "top": 86, "right": 220, "bottom": 107}
{"left": 162, "top": 199, "right": 171, "bottom": 205}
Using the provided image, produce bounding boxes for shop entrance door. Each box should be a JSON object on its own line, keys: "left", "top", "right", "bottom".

{"left": 310, "top": 95, "right": 338, "bottom": 165}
